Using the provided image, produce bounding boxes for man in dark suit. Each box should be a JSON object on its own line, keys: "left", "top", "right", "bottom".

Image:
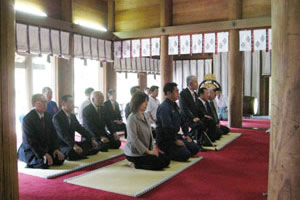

{"left": 104, "top": 89, "right": 127, "bottom": 138}
{"left": 82, "top": 91, "right": 121, "bottom": 152}
{"left": 125, "top": 86, "right": 140, "bottom": 119}
{"left": 18, "top": 94, "right": 65, "bottom": 169}
{"left": 53, "top": 95, "right": 99, "bottom": 161}
{"left": 197, "top": 87, "right": 219, "bottom": 143}
{"left": 208, "top": 89, "right": 230, "bottom": 135}
{"left": 179, "top": 75, "right": 205, "bottom": 150}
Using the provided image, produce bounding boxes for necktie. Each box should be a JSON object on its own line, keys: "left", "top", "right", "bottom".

{"left": 112, "top": 102, "right": 116, "bottom": 111}
{"left": 41, "top": 116, "right": 45, "bottom": 130}
{"left": 68, "top": 115, "right": 71, "bottom": 125}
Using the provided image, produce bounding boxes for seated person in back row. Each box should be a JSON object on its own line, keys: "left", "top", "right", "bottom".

{"left": 125, "top": 86, "right": 140, "bottom": 120}
{"left": 104, "top": 89, "right": 127, "bottom": 138}
{"left": 43, "top": 87, "right": 59, "bottom": 118}
{"left": 78, "top": 87, "right": 94, "bottom": 124}
{"left": 18, "top": 94, "right": 65, "bottom": 169}
{"left": 125, "top": 92, "right": 170, "bottom": 170}
{"left": 82, "top": 91, "right": 121, "bottom": 152}
{"left": 53, "top": 95, "right": 99, "bottom": 161}
{"left": 208, "top": 89, "right": 230, "bottom": 135}
{"left": 156, "top": 82, "right": 199, "bottom": 162}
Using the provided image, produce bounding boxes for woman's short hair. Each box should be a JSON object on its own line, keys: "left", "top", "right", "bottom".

{"left": 130, "top": 92, "right": 149, "bottom": 113}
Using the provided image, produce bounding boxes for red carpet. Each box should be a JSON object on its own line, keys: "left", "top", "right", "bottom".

{"left": 222, "top": 118, "right": 271, "bottom": 130}
{"left": 19, "top": 120, "right": 270, "bottom": 200}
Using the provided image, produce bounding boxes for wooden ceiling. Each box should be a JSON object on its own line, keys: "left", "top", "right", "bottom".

{"left": 15, "top": 0, "right": 271, "bottom": 34}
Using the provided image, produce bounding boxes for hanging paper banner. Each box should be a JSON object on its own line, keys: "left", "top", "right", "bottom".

{"left": 132, "top": 39, "right": 140, "bottom": 58}
{"left": 142, "top": 38, "right": 150, "bottom": 57}
{"left": 151, "top": 37, "right": 160, "bottom": 56}
{"left": 239, "top": 30, "right": 252, "bottom": 51}
{"left": 122, "top": 40, "right": 131, "bottom": 58}
{"left": 204, "top": 33, "right": 215, "bottom": 53}
{"left": 268, "top": 29, "right": 272, "bottom": 50}
{"left": 254, "top": 29, "right": 266, "bottom": 51}
{"left": 192, "top": 34, "right": 202, "bottom": 54}
{"left": 168, "top": 36, "right": 178, "bottom": 55}
{"left": 114, "top": 41, "right": 122, "bottom": 58}
{"left": 180, "top": 35, "right": 190, "bottom": 55}
{"left": 217, "top": 32, "right": 229, "bottom": 53}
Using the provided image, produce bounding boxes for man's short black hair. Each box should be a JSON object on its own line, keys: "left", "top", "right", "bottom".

{"left": 130, "top": 92, "right": 149, "bottom": 113}
{"left": 61, "top": 95, "right": 73, "bottom": 103}
{"left": 108, "top": 88, "right": 116, "bottom": 96}
{"left": 198, "top": 87, "right": 207, "bottom": 96}
{"left": 85, "top": 87, "right": 94, "bottom": 96}
{"left": 163, "top": 82, "right": 178, "bottom": 95}
{"left": 149, "top": 85, "right": 159, "bottom": 93}
{"left": 214, "top": 88, "right": 221, "bottom": 92}
{"left": 130, "top": 86, "right": 140, "bottom": 96}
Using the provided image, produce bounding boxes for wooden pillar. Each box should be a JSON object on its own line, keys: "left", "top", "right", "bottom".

{"left": 259, "top": 76, "right": 269, "bottom": 115}
{"left": 57, "top": 0, "right": 74, "bottom": 105}
{"left": 104, "top": 0, "right": 116, "bottom": 100}
{"left": 268, "top": 0, "right": 300, "bottom": 199}
{"left": 138, "top": 72, "right": 147, "bottom": 92}
{"left": 160, "top": 0, "right": 173, "bottom": 100}
{"left": 228, "top": 0, "right": 243, "bottom": 128}
{"left": 0, "top": 0, "right": 19, "bottom": 199}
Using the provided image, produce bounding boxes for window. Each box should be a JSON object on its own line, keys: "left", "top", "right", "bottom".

{"left": 32, "top": 55, "right": 56, "bottom": 99}
{"left": 147, "top": 74, "right": 161, "bottom": 88}
{"left": 74, "top": 58, "right": 103, "bottom": 111}
{"left": 15, "top": 54, "right": 28, "bottom": 148}
{"left": 116, "top": 72, "right": 139, "bottom": 110}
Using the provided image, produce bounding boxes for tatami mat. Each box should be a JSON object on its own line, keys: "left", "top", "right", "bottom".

{"left": 18, "top": 149, "right": 124, "bottom": 179}
{"left": 64, "top": 156, "right": 203, "bottom": 197}
{"left": 203, "top": 132, "right": 242, "bottom": 151}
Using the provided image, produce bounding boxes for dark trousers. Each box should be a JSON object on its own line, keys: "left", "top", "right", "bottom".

{"left": 61, "top": 140, "right": 99, "bottom": 161}
{"left": 126, "top": 153, "right": 170, "bottom": 170}
{"left": 95, "top": 134, "right": 121, "bottom": 152}
{"left": 18, "top": 144, "right": 64, "bottom": 169}
{"left": 158, "top": 140, "right": 199, "bottom": 162}
{"left": 112, "top": 122, "right": 127, "bottom": 138}
{"left": 220, "top": 125, "right": 230, "bottom": 135}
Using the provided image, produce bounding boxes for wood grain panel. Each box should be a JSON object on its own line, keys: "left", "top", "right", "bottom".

{"left": 242, "top": 0, "right": 271, "bottom": 18}
{"left": 16, "top": 0, "right": 62, "bottom": 19}
{"left": 72, "top": 0, "right": 107, "bottom": 29}
{"left": 115, "top": 0, "right": 160, "bottom": 31}
{"left": 0, "top": 0, "right": 19, "bottom": 199}
{"left": 173, "top": 0, "right": 229, "bottom": 25}
{"left": 115, "top": 0, "right": 160, "bottom": 11}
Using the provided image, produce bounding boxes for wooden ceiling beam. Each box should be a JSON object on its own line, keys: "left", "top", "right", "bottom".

{"left": 113, "top": 16, "right": 271, "bottom": 39}
{"left": 16, "top": 12, "right": 114, "bottom": 40}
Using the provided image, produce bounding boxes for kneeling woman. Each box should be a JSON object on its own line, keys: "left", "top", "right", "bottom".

{"left": 125, "top": 92, "right": 170, "bottom": 170}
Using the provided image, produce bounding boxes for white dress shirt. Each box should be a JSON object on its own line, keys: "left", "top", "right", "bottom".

{"left": 146, "top": 96, "right": 160, "bottom": 123}
{"left": 216, "top": 95, "right": 227, "bottom": 108}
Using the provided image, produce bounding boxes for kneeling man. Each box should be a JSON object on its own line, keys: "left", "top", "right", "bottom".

{"left": 82, "top": 91, "right": 121, "bottom": 152}
{"left": 156, "top": 83, "right": 199, "bottom": 161}
{"left": 53, "top": 95, "right": 99, "bottom": 160}
{"left": 18, "top": 94, "right": 65, "bottom": 169}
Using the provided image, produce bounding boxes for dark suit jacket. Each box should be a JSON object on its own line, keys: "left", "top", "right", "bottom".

{"left": 208, "top": 101, "right": 220, "bottom": 124}
{"left": 82, "top": 104, "right": 115, "bottom": 139}
{"left": 179, "top": 88, "right": 199, "bottom": 122}
{"left": 104, "top": 100, "right": 122, "bottom": 121}
{"left": 125, "top": 103, "right": 131, "bottom": 119}
{"left": 18, "top": 109, "right": 59, "bottom": 159}
{"left": 196, "top": 99, "right": 210, "bottom": 120}
{"left": 52, "top": 110, "right": 92, "bottom": 149}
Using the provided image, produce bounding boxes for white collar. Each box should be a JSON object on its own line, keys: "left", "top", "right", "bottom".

{"left": 62, "top": 109, "right": 71, "bottom": 117}
{"left": 35, "top": 109, "right": 44, "bottom": 119}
